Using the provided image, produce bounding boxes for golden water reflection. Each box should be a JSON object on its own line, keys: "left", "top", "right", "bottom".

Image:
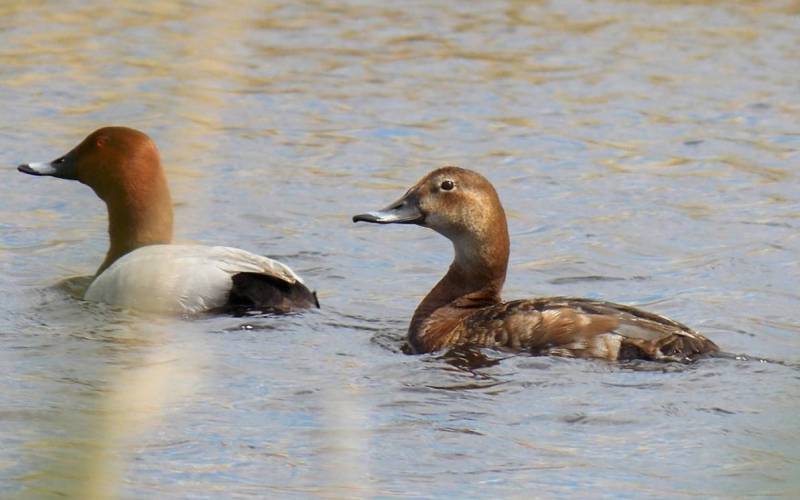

{"left": 1, "top": 0, "right": 798, "bottom": 497}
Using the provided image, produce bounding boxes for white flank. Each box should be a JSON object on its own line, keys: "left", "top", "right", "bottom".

{"left": 84, "top": 244, "right": 302, "bottom": 313}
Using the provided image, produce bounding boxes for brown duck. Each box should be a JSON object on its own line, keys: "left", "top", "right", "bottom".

{"left": 353, "top": 166, "right": 718, "bottom": 362}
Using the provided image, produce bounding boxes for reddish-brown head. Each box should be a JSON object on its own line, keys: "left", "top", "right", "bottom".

{"left": 354, "top": 166, "right": 510, "bottom": 277}
{"left": 18, "top": 127, "right": 174, "bottom": 274}
{"left": 68, "top": 127, "right": 162, "bottom": 200}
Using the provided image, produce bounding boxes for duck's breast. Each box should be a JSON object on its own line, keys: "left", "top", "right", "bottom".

{"left": 84, "top": 244, "right": 300, "bottom": 313}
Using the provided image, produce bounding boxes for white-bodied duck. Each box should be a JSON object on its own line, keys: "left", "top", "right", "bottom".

{"left": 19, "top": 126, "right": 318, "bottom": 314}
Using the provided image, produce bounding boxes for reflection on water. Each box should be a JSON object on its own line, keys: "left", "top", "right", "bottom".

{"left": 1, "top": 0, "right": 799, "bottom": 497}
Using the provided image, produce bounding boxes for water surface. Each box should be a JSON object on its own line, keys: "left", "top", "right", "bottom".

{"left": 1, "top": 0, "right": 798, "bottom": 497}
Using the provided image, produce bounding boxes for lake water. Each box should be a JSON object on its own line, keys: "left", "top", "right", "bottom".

{"left": 1, "top": 0, "right": 798, "bottom": 497}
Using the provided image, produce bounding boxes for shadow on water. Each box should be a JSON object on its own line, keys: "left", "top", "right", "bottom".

{"left": 53, "top": 275, "right": 92, "bottom": 299}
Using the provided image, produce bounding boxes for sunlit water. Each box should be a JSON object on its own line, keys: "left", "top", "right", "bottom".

{"left": 1, "top": 0, "right": 799, "bottom": 497}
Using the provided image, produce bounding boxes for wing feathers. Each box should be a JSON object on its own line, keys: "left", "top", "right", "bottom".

{"left": 445, "top": 296, "right": 717, "bottom": 360}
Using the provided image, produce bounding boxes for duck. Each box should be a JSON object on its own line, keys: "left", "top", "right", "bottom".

{"left": 18, "top": 126, "right": 318, "bottom": 314}
{"left": 353, "top": 166, "right": 718, "bottom": 361}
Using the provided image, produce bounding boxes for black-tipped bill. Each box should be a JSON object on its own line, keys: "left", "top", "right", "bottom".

{"left": 353, "top": 194, "right": 424, "bottom": 225}
{"left": 17, "top": 157, "right": 77, "bottom": 180}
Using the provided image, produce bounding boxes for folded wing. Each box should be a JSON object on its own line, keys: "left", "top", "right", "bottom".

{"left": 455, "top": 297, "right": 718, "bottom": 361}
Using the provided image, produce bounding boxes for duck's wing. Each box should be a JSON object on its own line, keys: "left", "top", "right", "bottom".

{"left": 454, "top": 296, "right": 718, "bottom": 361}
{"left": 207, "top": 246, "right": 301, "bottom": 283}
{"left": 84, "top": 244, "right": 309, "bottom": 314}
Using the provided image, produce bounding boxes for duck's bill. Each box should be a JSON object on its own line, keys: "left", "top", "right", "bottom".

{"left": 353, "top": 196, "right": 424, "bottom": 224}
{"left": 17, "top": 158, "right": 77, "bottom": 180}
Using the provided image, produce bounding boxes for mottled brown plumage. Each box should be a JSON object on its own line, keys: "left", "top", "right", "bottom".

{"left": 354, "top": 166, "right": 718, "bottom": 362}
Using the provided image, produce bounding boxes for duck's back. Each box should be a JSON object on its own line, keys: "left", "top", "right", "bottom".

{"left": 447, "top": 297, "right": 718, "bottom": 362}
{"left": 84, "top": 244, "right": 316, "bottom": 314}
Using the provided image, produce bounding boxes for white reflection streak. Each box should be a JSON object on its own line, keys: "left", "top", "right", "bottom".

{"left": 77, "top": 319, "right": 203, "bottom": 499}
{"left": 320, "top": 380, "right": 372, "bottom": 499}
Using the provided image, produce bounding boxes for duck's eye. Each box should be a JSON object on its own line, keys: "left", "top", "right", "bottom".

{"left": 440, "top": 180, "right": 455, "bottom": 191}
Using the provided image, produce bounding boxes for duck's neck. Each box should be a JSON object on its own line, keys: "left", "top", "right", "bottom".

{"left": 409, "top": 227, "right": 509, "bottom": 347}
{"left": 96, "top": 177, "right": 173, "bottom": 276}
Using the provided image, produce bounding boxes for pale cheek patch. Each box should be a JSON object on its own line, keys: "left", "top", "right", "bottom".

{"left": 425, "top": 213, "right": 449, "bottom": 231}
{"left": 458, "top": 192, "right": 492, "bottom": 236}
